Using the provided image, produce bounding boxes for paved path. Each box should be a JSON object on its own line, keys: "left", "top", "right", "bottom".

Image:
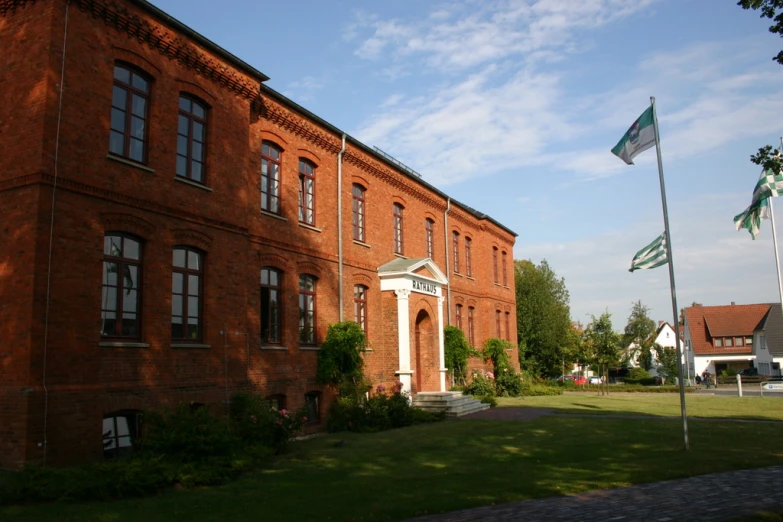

{"left": 410, "top": 466, "right": 783, "bottom": 521}
{"left": 407, "top": 407, "right": 783, "bottom": 521}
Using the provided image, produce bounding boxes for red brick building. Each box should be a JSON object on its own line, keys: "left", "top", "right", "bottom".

{"left": 0, "top": 0, "right": 518, "bottom": 469}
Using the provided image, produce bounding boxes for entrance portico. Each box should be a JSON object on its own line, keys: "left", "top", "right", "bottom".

{"left": 378, "top": 258, "right": 449, "bottom": 397}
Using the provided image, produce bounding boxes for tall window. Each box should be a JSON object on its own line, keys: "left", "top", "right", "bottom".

{"left": 352, "top": 184, "right": 366, "bottom": 242}
{"left": 505, "top": 312, "right": 511, "bottom": 341}
{"left": 465, "top": 237, "right": 473, "bottom": 277}
{"left": 299, "top": 275, "right": 317, "bottom": 345}
{"left": 305, "top": 391, "right": 321, "bottom": 424}
{"left": 102, "top": 410, "right": 141, "bottom": 459}
{"left": 176, "top": 95, "right": 207, "bottom": 183}
{"left": 492, "top": 247, "right": 499, "bottom": 283}
{"left": 261, "top": 141, "right": 281, "bottom": 214}
{"left": 468, "top": 306, "right": 475, "bottom": 346}
{"left": 425, "top": 219, "right": 435, "bottom": 260}
{"left": 455, "top": 304, "right": 463, "bottom": 330}
{"left": 101, "top": 234, "right": 142, "bottom": 338}
{"left": 172, "top": 247, "right": 203, "bottom": 341}
{"left": 496, "top": 310, "right": 502, "bottom": 338}
{"left": 502, "top": 251, "right": 508, "bottom": 286}
{"left": 393, "top": 203, "right": 404, "bottom": 255}
{"left": 354, "top": 285, "right": 368, "bottom": 334}
{"left": 109, "top": 64, "right": 150, "bottom": 163}
{"left": 452, "top": 232, "right": 460, "bottom": 273}
{"left": 298, "top": 159, "right": 316, "bottom": 225}
{"left": 261, "top": 268, "right": 282, "bottom": 344}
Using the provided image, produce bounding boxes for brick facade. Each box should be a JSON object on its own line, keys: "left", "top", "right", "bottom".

{"left": 0, "top": 0, "right": 518, "bottom": 469}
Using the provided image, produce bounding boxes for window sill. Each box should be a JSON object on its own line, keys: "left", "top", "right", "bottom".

{"left": 467, "top": 276, "right": 475, "bottom": 281}
{"left": 300, "top": 346, "right": 321, "bottom": 351}
{"left": 394, "top": 253, "right": 407, "bottom": 259}
{"left": 453, "top": 272, "right": 463, "bottom": 278}
{"left": 261, "top": 210, "right": 287, "bottom": 222}
{"left": 106, "top": 154, "right": 155, "bottom": 173}
{"left": 175, "top": 176, "right": 213, "bottom": 192}
{"left": 353, "top": 240, "right": 371, "bottom": 248}
{"left": 261, "top": 345, "right": 288, "bottom": 351}
{"left": 503, "top": 285, "right": 510, "bottom": 289}
{"left": 494, "top": 283, "right": 501, "bottom": 286}
{"left": 99, "top": 341, "right": 150, "bottom": 348}
{"left": 299, "top": 223, "right": 322, "bottom": 233}
{"left": 171, "top": 343, "right": 211, "bottom": 349}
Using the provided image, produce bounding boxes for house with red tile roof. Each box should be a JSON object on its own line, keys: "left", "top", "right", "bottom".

{"left": 682, "top": 303, "right": 771, "bottom": 378}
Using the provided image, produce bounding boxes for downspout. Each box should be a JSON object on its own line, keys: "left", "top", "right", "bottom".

{"left": 337, "top": 134, "right": 346, "bottom": 321}
{"left": 41, "top": 0, "right": 71, "bottom": 465}
{"left": 444, "top": 198, "right": 451, "bottom": 325}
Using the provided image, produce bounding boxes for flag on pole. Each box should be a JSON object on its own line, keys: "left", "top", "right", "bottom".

{"left": 611, "top": 105, "right": 656, "bottom": 165}
{"left": 629, "top": 232, "right": 668, "bottom": 272}
{"left": 734, "top": 168, "right": 783, "bottom": 239}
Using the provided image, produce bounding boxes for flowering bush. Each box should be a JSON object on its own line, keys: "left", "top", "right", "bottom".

{"left": 230, "top": 393, "right": 308, "bottom": 453}
{"left": 326, "top": 382, "right": 436, "bottom": 433}
{"left": 463, "top": 370, "right": 496, "bottom": 397}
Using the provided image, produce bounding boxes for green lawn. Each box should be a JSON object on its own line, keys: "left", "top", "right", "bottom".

{"left": 3, "top": 396, "right": 782, "bottom": 522}
{"left": 498, "top": 393, "right": 783, "bottom": 421}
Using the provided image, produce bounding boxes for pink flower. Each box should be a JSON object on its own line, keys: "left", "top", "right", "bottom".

{"left": 279, "top": 409, "right": 288, "bottom": 416}
{"left": 302, "top": 416, "right": 308, "bottom": 422}
{"left": 250, "top": 415, "right": 257, "bottom": 423}
{"left": 376, "top": 384, "right": 386, "bottom": 394}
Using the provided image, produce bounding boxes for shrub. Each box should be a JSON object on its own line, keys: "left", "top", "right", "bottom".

{"left": 464, "top": 370, "right": 496, "bottom": 397}
{"left": 520, "top": 383, "right": 563, "bottom": 396}
{"left": 721, "top": 368, "right": 738, "bottom": 377}
{"left": 495, "top": 369, "right": 524, "bottom": 397}
{"left": 230, "top": 393, "right": 308, "bottom": 453}
{"left": 479, "top": 395, "right": 498, "bottom": 407}
{"left": 316, "top": 321, "right": 367, "bottom": 398}
{"left": 483, "top": 338, "right": 513, "bottom": 372}
{"left": 326, "top": 383, "right": 437, "bottom": 433}
{"left": 444, "top": 326, "right": 479, "bottom": 387}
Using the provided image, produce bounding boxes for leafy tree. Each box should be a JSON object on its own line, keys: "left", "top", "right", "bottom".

{"left": 316, "top": 322, "right": 367, "bottom": 398}
{"left": 655, "top": 345, "right": 680, "bottom": 384}
{"left": 444, "top": 326, "right": 478, "bottom": 387}
{"left": 585, "top": 312, "right": 621, "bottom": 379}
{"left": 564, "top": 321, "right": 589, "bottom": 376}
{"left": 738, "top": 0, "right": 783, "bottom": 172}
{"left": 623, "top": 301, "right": 657, "bottom": 371}
{"left": 515, "top": 259, "right": 572, "bottom": 377}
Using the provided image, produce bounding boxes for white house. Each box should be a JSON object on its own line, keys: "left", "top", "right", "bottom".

{"left": 625, "top": 322, "right": 684, "bottom": 378}
{"left": 753, "top": 303, "right": 783, "bottom": 376}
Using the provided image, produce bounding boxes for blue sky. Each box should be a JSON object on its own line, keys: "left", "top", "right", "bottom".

{"left": 149, "top": 0, "right": 783, "bottom": 328}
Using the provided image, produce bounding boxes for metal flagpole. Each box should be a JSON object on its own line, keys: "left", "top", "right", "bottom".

{"left": 772, "top": 138, "right": 783, "bottom": 312}
{"left": 650, "top": 96, "right": 690, "bottom": 450}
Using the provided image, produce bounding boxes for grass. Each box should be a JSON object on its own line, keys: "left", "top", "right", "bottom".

{"left": 3, "top": 396, "right": 783, "bottom": 521}
{"left": 498, "top": 393, "right": 783, "bottom": 421}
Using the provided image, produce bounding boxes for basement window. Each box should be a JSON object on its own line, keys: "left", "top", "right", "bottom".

{"left": 102, "top": 410, "right": 141, "bottom": 458}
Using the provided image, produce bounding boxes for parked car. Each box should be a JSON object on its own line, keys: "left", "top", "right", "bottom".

{"left": 588, "top": 376, "right": 601, "bottom": 385}
{"left": 555, "top": 375, "right": 575, "bottom": 382}
{"left": 573, "top": 376, "right": 587, "bottom": 385}
{"left": 737, "top": 367, "right": 758, "bottom": 376}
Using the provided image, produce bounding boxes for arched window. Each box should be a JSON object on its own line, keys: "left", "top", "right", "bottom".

{"left": 455, "top": 304, "right": 463, "bottom": 330}
{"left": 305, "top": 391, "right": 321, "bottom": 424}
{"left": 172, "top": 247, "right": 203, "bottom": 341}
{"left": 299, "top": 274, "right": 317, "bottom": 345}
{"left": 468, "top": 306, "right": 475, "bottom": 346}
{"left": 502, "top": 251, "right": 508, "bottom": 286}
{"left": 352, "top": 184, "right": 366, "bottom": 242}
{"left": 298, "top": 159, "right": 316, "bottom": 225}
{"left": 261, "top": 267, "right": 282, "bottom": 344}
{"left": 492, "top": 247, "right": 499, "bottom": 284}
{"left": 101, "top": 234, "right": 142, "bottom": 339}
{"left": 102, "top": 410, "right": 141, "bottom": 458}
{"left": 465, "top": 237, "right": 473, "bottom": 277}
{"left": 496, "top": 310, "right": 502, "bottom": 338}
{"left": 109, "top": 63, "right": 150, "bottom": 163}
{"left": 452, "top": 232, "right": 460, "bottom": 273}
{"left": 354, "top": 284, "right": 368, "bottom": 334}
{"left": 261, "top": 141, "right": 282, "bottom": 214}
{"left": 393, "top": 203, "right": 404, "bottom": 255}
{"left": 505, "top": 312, "right": 511, "bottom": 341}
{"left": 177, "top": 95, "right": 208, "bottom": 183}
{"left": 425, "top": 219, "right": 435, "bottom": 260}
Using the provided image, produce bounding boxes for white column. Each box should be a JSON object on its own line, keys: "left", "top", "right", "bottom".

{"left": 394, "top": 289, "right": 413, "bottom": 396}
{"left": 438, "top": 296, "right": 447, "bottom": 392}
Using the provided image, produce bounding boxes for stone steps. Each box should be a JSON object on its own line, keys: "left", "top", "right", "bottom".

{"left": 412, "top": 391, "right": 490, "bottom": 417}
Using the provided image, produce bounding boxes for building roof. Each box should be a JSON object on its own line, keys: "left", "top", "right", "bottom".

{"left": 684, "top": 303, "right": 770, "bottom": 355}
{"left": 758, "top": 304, "right": 783, "bottom": 357}
{"left": 131, "top": 0, "right": 517, "bottom": 239}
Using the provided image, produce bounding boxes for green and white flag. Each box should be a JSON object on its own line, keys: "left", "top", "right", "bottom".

{"left": 611, "top": 105, "right": 656, "bottom": 165}
{"left": 629, "top": 232, "right": 668, "bottom": 272}
{"left": 734, "top": 168, "right": 783, "bottom": 239}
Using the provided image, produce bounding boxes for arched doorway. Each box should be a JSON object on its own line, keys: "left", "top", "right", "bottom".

{"left": 414, "top": 309, "right": 435, "bottom": 393}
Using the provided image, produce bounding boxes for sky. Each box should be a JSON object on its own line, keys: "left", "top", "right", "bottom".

{"left": 148, "top": 0, "right": 783, "bottom": 328}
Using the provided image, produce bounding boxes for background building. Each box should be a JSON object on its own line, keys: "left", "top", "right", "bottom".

{"left": 0, "top": 0, "right": 518, "bottom": 469}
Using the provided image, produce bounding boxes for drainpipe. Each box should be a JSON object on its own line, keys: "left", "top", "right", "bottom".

{"left": 41, "top": 0, "right": 71, "bottom": 465}
{"left": 337, "top": 134, "right": 346, "bottom": 321}
{"left": 444, "top": 198, "right": 451, "bottom": 325}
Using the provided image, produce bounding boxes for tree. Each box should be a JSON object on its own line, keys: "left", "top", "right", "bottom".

{"left": 623, "top": 301, "right": 657, "bottom": 371}
{"left": 515, "top": 259, "right": 572, "bottom": 377}
{"left": 585, "top": 312, "right": 621, "bottom": 378}
{"left": 444, "top": 326, "right": 478, "bottom": 387}
{"left": 738, "top": 1, "right": 783, "bottom": 172}
{"left": 655, "top": 345, "right": 680, "bottom": 384}
{"left": 316, "top": 322, "right": 367, "bottom": 398}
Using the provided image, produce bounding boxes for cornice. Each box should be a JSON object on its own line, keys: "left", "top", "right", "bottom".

{"left": 0, "top": 0, "right": 35, "bottom": 15}
{"left": 254, "top": 97, "right": 341, "bottom": 155}
{"left": 72, "top": 0, "right": 259, "bottom": 100}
